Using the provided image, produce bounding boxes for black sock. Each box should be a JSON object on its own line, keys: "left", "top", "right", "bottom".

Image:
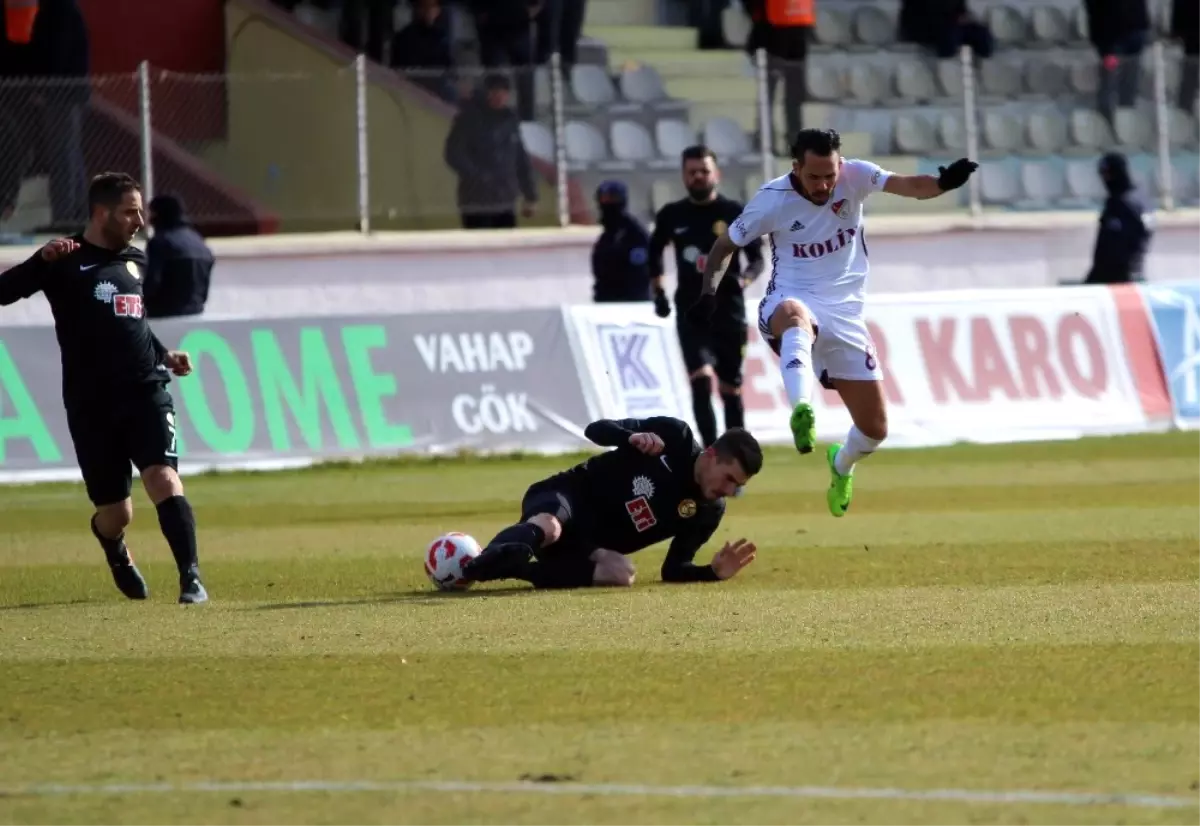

{"left": 690, "top": 376, "right": 718, "bottom": 447}
{"left": 90, "top": 514, "right": 127, "bottom": 562}
{"left": 721, "top": 392, "right": 745, "bottom": 431}
{"left": 156, "top": 495, "right": 199, "bottom": 578}
{"left": 484, "top": 521, "right": 546, "bottom": 554}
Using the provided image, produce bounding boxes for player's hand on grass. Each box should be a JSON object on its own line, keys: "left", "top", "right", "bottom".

{"left": 936, "top": 158, "right": 979, "bottom": 192}
{"left": 686, "top": 293, "right": 716, "bottom": 326}
{"left": 711, "top": 538, "right": 756, "bottom": 580}
{"left": 628, "top": 432, "right": 665, "bottom": 455}
{"left": 40, "top": 238, "right": 79, "bottom": 262}
{"left": 165, "top": 350, "right": 193, "bottom": 377}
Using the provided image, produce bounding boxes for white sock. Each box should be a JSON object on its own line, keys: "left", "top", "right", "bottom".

{"left": 835, "top": 426, "right": 882, "bottom": 476}
{"left": 779, "top": 327, "right": 814, "bottom": 408}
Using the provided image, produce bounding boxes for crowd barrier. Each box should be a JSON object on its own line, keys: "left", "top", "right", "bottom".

{"left": 0, "top": 282, "right": 1194, "bottom": 483}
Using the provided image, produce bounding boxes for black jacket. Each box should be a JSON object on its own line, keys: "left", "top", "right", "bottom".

{"left": 145, "top": 196, "right": 214, "bottom": 318}
{"left": 1085, "top": 157, "right": 1152, "bottom": 284}
{"left": 591, "top": 212, "right": 653, "bottom": 302}
{"left": 443, "top": 95, "right": 538, "bottom": 213}
{"left": 390, "top": 11, "right": 456, "bottom": 102}
{"left": 1083, "top": 0, "right": 1150, "bottom": 54}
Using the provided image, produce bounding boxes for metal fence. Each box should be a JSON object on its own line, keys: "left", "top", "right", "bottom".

{"left": 1, "top": 40, "right": 1196, "bottom": 237}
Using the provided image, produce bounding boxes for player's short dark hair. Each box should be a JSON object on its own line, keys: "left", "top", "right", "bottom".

{"left": 681, "top": 144, "right": 718, "bottom": 166}
{"left": 88, "top": 172, "right": 141, "bottom": 214}
{"left": 790, "top": 128, "right": 842, "bottom": 162}
{"left": 712, "top": 427, "right": 763, "bottom": 477}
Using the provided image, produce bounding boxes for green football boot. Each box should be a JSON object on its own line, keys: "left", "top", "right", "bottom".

{"left": 826, "top": 443, "right": 853, "bottom": 518}
{"left": 789, "top": 402, "right": 816, "bottom": 454}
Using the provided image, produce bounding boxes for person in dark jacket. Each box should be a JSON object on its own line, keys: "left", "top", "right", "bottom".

{"left": 1083, "top": 0, "right": 1150, "bottom": 122}
{"left": 469, "top": 0, "right": 538, "bottom": 121}
{"left": 1084, "top": 153, "right": 1153, "bottom": 284}
{"left": 590, "top": 180, "right": 657, "bottom": 305}
{"left": 390, "top": 0, "right": 456, "bottom": 103}
{"left": 443, "top": 74, "right": 539, "bottom": 229}
{"left": 1171, "top": 0, "right": 1198, "bottom": 113}
{"left": 898, "top": 0, "right": 993, "bottom": 59}
{"left": 144, "top": 195, "right": 214, "bottom": 318}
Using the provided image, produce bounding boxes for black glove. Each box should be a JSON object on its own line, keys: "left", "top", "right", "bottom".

{"left": 686, "top": 293, "right": 717, "bottom": 327}
{"left": 653, "top": 287, "right": 671, "bottom": 318}
{"left": 936, "top": 158, "right": 978, "bottom": 192}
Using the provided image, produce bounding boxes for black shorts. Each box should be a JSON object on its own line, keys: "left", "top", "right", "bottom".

{"left": 64, "top": 385, "right": 179, "bottom": 506}
{"left": 520, "top": 485, "right": 598, "bottom": 589}
{"left": 675, "top": 314, "right": 748, "bottom": 388}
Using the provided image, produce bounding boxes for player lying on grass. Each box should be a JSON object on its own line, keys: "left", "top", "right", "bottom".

{"left": 461, "top": 416, "right": 762, "bottom": 589}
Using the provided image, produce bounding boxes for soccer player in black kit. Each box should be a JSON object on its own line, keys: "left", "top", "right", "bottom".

{"left": 461, "top": 416, "right": 762, "bottom": 589}
{"left": 0, "top": 172, "right": 208, "bottom": 604}
{"left": 649, "top": 145, "right": 765, "bottom": 450}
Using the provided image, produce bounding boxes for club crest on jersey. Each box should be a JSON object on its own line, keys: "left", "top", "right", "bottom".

{"left": 93, "top": 281, "right": 118, "bottom": 303}
{"left": 677, "top": 499, "right": 697, "bottom": 518}
{"left": 632, "top": 476, "right": 655, "bottom": 498}
{"left": 830, "top": 198, "right": 850, "bottom": 220}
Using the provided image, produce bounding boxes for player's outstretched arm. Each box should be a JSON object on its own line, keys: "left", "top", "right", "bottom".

{"left": 583, "top": 416, "right": 691, "bottom": 455}
{"left": 883, "top": 158, "right": 978, "bottom": 200}
{"left": 0, "top": 239, "right": 73, "bottom": 306}
{"left": 661, "top": 527, "right": 756, "bottom": 583}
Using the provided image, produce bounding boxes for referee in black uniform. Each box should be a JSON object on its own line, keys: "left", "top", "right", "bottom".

{"left": 649, "top": 145, "right": 765, "bottom": 449}
{"left": 0, "top": 172, "right": 208, "bottom": 604}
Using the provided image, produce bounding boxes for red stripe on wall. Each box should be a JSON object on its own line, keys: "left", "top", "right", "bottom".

{"left": 1110, "top": 283, "right": 1173, "bottom": 420}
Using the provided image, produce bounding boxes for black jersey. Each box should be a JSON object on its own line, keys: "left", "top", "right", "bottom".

{"left": 530, "top": 416, "right": 726, "bottom": 582}
{"left": 0, "top": 236, "right": 170, "bottom": 401}
{"left": 649, "top": 194, "right": 763, "bottom": 315}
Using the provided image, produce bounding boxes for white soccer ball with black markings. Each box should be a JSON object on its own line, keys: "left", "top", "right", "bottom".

{"left": 424, "top": 532, "right": 481, "bottom": 591}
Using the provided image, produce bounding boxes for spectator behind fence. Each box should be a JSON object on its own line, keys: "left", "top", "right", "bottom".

{"left": 1083, "top": 0, "right": 1149, "bottom": 123}
{"left": 1171, "top": 0, "right": 1198, "bottom": 113}
{"left": 898, "top": 0, "right": 994, "bottom": 59}
{"left": 143, "top": 195, "right": 214, "bottom": 319}
{"left": 391, "top": 0, "right": 456, "bottom": 103}
{"left": 3, "top": 0, "right": 89, "bottom": 232}
{"left": 443, "top": 74, "right": 538, "bottom": 229}
{"left": 741, "top": 0, "right": 814, "bottom": 153}
{"left": 1083, "top": 152, "right": 1152, "bottom": 285}
{"left": 469, "top": 0, "right": 538, "bottom": 122}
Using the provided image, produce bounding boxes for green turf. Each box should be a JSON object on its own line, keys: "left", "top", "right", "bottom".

{"left": 0, "top": 432, "right": 1197, "bottom": 824}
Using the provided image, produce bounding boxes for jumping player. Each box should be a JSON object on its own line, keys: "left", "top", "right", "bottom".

{"left": 0, "top": 172, "right": 208, "bottom": 603}
{"left": 461, "top": 416, "right": 762, "bottom": 589}
{"left": 687, "top": 128, "right": 977, "bottom": 517}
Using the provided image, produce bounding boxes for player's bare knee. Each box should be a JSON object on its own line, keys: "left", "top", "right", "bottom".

{"left": 770, "top": 300, "right": 815, "bottom": 338}
{"left": 526, "top": 512, "right": 562, "bottom": 545}
{"left": 140, "top": 464, "right": 182, "bottom": 504}
{"left": 96, "top": 499, "right": 133, "bottom": 535}
{"left": 860, "top": 415, "right": 888, "bottom": 442}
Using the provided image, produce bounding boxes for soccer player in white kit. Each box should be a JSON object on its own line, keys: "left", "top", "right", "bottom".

{"left": 685, "top": 129, "right": 977, "bottom": 517}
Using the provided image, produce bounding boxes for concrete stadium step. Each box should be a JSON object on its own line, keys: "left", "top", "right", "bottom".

{"left": 583, "top": 25, "right": 697, "bottom": 52}
{"left": 582, "top": 0, "right": 658, "bottom": 27}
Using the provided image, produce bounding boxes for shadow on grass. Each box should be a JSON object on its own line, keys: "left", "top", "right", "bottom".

{"left": 248, "top": 586, "right": 536, "bottom": 610}
{"left": 0, "top": 598, "right": 101, "bottom": 611}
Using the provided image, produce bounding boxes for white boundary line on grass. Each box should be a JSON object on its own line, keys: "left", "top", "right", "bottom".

{"left": 2, "top": 779, "right": 1196, "bottom": 809}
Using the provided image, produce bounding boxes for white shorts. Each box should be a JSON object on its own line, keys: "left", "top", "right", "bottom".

{"left": 757, "top": 290, "right": 883, "bottom": 387}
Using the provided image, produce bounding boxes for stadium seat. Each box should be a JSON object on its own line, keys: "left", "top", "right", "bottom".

{"left": 655, "top": 119, "right": 696, "bottom": 161}
{"left": 1065, "top": 158, "right": 1106, "bottom": 201}
{"left": 851, "top": 5, "right": 893, "bottom": 46}
{"left": 847, "top": 64, "right": 887, "bottom": 105}
{"left": 981, "top": 161, "right": 1020, "bottom": 204}
{"left": 610, "top": 120, "right": 655, "bottom": 163}
{"left": 617, "top": 65, "right": 688, "bottom": 118}
{"left": 1168, "top": 109, "right": 1199, "bottom": 149}
{"left": 571, "top": 65, "right": 617, "bottom": 107}
{"left": 1030, "top": 6, "right": 1070, "bottom": 45}
{"left": 518, "top": 121, "right": 555, "bottom": 162}
{"left": 938, "top": 111, "right": 967, "bottom": 151}
{"left": 894, "top": 61, "right": 938, "bottom": 103}
{"left": 814, "top": 6, "right": 853, "bottom": 47}
{"left": 982, "top": 110, "right": 1023, "bottom": 153}
{"left": 1068, "top": 108, "right": 1115, "bottom": 151}
{"left": 1026, "top": 110, "right": 1069, "bottom": 153}
{"left": 1020, "top": 160, "right": 1067, "bottom": 204}
{"left": 1113, "top": 108, "right": 1154, "bottom": 151}
{"left": 1070, "top": 5, "right": 1089, "bottom": 41}
{"left": 650, "top": 178, "right": 676, "bottom": 211}
{"left": 1172, "top": 155, "right": 1200, "bottom": 203}
{"left": 893, "top": 114, "right": 936, "bottom": 154}
{"left": 979, "top": 60, "right": 1023, "bottom": 98}
{"left": 1024, "top": 59, "right": 1068, "bottom": 97}
{"left": 703, "top": 116, "right": 760, "bottom": 163}
{"left": 721, "top": 4, "right": 752, "bottom": 49}
{"left": 1068, "top": 60, "right": 1101, "bottom": 96}
{"left": 565, "top": 120, "right": 609, "bottom": 165}
{"left": 987, "top": 5, "right": 1028, "bottom": 46}
{"left": 936, "top": 59, "right": 963, "bottom": 99}
{"left": 805, "top": 63, "right": 844, "bottom": 102}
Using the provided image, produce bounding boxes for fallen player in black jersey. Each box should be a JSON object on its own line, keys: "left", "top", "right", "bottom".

{"left": 461, "top": 416, "right": 763, "bottom": 589}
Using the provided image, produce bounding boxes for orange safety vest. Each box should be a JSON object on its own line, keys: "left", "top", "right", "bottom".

{"left": 5, "top": 0, "right": 38, "bottom": 44}
{"left": 766, "top": 0, "right": 814, "bottom": 27}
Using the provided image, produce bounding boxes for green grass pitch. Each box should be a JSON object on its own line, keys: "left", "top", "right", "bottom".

{"left": 0, "top": 432, "right": 1197, "bottom": 824}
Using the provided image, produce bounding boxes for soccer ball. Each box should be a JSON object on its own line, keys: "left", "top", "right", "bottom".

{"left": 424, "top": 532, "right": 482, "bottom": 591}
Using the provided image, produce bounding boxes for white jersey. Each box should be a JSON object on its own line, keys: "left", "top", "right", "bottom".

{"left": 728, "top": 159, "right": 891, "bottom": 310}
